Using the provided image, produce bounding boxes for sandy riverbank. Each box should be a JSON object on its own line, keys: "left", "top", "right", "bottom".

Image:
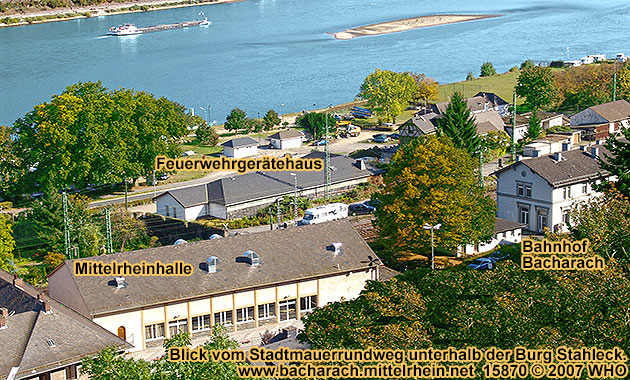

{"left": 0, "top": 0, "right": 244, "bottom": 27}
{"left": 331, "top": 14, "right": 501, "bottom": 40}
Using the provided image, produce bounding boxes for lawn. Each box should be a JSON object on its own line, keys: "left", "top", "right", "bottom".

{"left": 438, "top": 71, "right": 522, "bottom": 103}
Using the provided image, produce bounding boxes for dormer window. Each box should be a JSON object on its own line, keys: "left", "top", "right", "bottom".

{"left": 244, "top": 250, "right": 260, "bottom": 266}
{"left": 207, "top": 256, "right": 219, "bottom": 273}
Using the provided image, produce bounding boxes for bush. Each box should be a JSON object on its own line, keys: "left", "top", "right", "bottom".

{"left": 480, "top": 62, "right": 497, "bottom": 77}
{"left": 465, "top": 72, "right": 475, "bottom": 81}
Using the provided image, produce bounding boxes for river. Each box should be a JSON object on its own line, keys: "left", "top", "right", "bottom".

{"left": 1, "top": 0, "right": 629, "bottom": 126}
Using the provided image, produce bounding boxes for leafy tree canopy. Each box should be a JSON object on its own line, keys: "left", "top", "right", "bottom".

{"left": 11, "top": 82, "right": 190, "bottom": 194}
{"left": 516, "top": 65, "right": 559, "bottom": 110}
{"left": 0, "top": 216, "right": 16, "bottom": 272}
{"left": 480, "top": 130, "right": 510, "bottom": 162}
{"left": 81, "top": 326, "right": 244, "bottom": 380}
{"left": 224, "top": 108, "right": 247, "bottom": 132}
{"left": 438, "top": 92, "right": 481, "bottom": 157}
{"left": 373, "top": 135, "right": 495, "bottom": 262}
{"left": 599, "top": 128, "right": 630, "bottom": 197}
{"left": 196, "top": 122, "right": 219, "bottom": 146}
{"left": 480, "top": 62, "right": 497, "bottom": 77}
{"left": 296, "top": 112, "right": 336, "bottom": 140}
{"left": 263, "top": 109, "right": 281, "bottom": 131}
{"left": 554, "top": 63, "right": 614, "bottom": 109}
{"left": 408, "top": 72, "right": 439, "bottom": 104}
{"left": 358, "top": 69, "right": 418, "bottom": 123}
{"left": 465, "top": 72, "right": 475, "bottom": 81}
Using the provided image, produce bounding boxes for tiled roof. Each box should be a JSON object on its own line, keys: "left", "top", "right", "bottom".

{"left": 159, "top": 153, "right": 379, "bottom": 207}
{"left": 51, "top": 220, "right": 379, "bottom": 316}
{"left": 474, "top": 111, "right": 505, "bottom": 135}
{"left": 589, "top": 100, "right": 630, "bottom": 122}
{"left": 495, "top": 217, "right": 525, "bottom": 233}
{"left": 496, "top": 147, "right": 610, "bottom": 187}
{"left": 221, "top": 137, "right": 259, "bottom": 148}
{"left": 0, "top": 270, "right": 130, "bottom": 379}
{"left": 268, "top": 130, "right": 302, "bottom": 140}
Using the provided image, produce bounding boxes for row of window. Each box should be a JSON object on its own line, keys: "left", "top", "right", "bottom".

{"left": 517, "top": 183, "right": 590, "bottom": 200}
{"left": 165, "top": 205, "right": 177, "bottom": 218}
{"left": 144, "top": 296, "right": 317, "bottom": 341}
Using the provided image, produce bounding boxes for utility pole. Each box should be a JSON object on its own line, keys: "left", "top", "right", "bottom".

{"left": 511, "top": 92, "right": 517, "bottom": 161}
{"left": 276, "top": 198, "right": 282, "bottom": 229}
{"left": 613, "top": 61, "right": 617, "bottom": 102}
{"left": 124, "top": 176, "right": 128, "bottom": 209}
{"left": 105, "top": 207, "right": 113, "bottom": 254}
{"left": 324, "top": 106, "right": 332, "bottom": 200}
{"left": 63, "top": 192, "right": 70, "bottom": 258}
{"left": 290, "top": 173, "right": 298, "bottom": 226}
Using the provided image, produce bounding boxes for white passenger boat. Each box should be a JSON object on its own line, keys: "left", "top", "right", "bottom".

{"left": 107, "top": 23, "right": 141, "bottom": 36}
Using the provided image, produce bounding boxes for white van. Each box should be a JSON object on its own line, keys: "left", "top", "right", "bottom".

{"left": 300, "top": 203, "right": 349, "bottom": 225}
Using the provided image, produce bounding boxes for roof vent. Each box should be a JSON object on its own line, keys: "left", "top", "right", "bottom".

{"left": 209, "top": 234, "right": 223, "bottom": 240}
{"left": 206, "top": 256, "right": 219, "bottom": 273}
{"left": 46, "top": 339, "right": 56, "bottom": 347}
{"left": 553, "top": 152, "right": 563, "bottom": 162}
{"left": 244, "top": 250, "right": 260, "bottom": 266}
{"left": 590, "top": 147, "right": 599, "bottom": 159}
{"left": 516, "top": 155, "right": 522, "bottom": 162}
{"left": 331, "top": 242, "right": 343, "bottom": 255}
{"left": 174, "top": 239, "right": 188, "bottom": 245}
{"left": 115, "top": 276, "right": 127, "bottom": 289}
{"left": 355, "top": 160, "right": 367, "bottom": 170}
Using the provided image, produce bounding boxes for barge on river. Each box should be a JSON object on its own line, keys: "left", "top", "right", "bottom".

{"left": 107, "top": 18, "right": 210, "bottom": 36}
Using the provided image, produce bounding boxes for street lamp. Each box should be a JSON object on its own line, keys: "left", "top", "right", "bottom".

{"left": 199, "top": 104, "right": 211, "bottom": 125}
{"left": 423, "top": 223, "right": 441, "bottom": 270}
{"left": 290, "top": 173, "right": 298, "bottom": 226}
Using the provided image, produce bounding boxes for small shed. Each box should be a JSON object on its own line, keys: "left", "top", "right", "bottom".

{"left": 268, "top": 130, "right": 303, "bottom": 150}
{"left": 222, "top": 137, "right": 259, "bottom": 158}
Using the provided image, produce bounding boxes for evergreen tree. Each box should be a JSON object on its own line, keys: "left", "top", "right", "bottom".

{"left": 525, "top": 110, "right": 542, "bottom": 140}
{"left": 438, "top": 92, "right": 481, "bottom": 156}
{"left": 262, "top": 109, "right": 281, "bottom": 130}
{"left": 599, "top": 127, "right": 630, "bottom": 197}
{"left": 465, "top": 72, "right": 475, "bottom": 81}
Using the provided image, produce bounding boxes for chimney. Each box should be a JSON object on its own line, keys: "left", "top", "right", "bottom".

{"left": 554, "top": 152, "right": 562, "bottom": 161}
{"left": 562, "top": 143, "right": 570, "bottom": 151}
{"left": 43, "top": 300, "right": 51, "bottom": 314}
{"left": 0, "top": 308, "right": 7, "bottom": 319}
{"left": 0, "top": 315, "right": 5, "bottom": 330}
{"left": 590, "top": 147, "right": 599, "bottom": 159}
{"left": 354, "top": 160, "right": 367, "bottom": 170}
{"left": 516, "top": 155, "right": 522, "bottom": 162}
{"left": 12, "top": 275, "right": 23, "bottom": 289}
{"left": 331, "top": 242, "right": 343, "bottom": 255}
{"left": 580, "top": 145, "right": 587, "bottom": 151}
{"left": 115, "top": 276, "right": 127, "bottom": 289}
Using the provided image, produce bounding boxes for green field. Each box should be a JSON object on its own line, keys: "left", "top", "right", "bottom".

{"left": 438, "top": 71, "right": 522, "bottom": 103}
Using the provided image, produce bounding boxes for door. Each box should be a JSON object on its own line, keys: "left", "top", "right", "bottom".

{"left": 117, "top": 326, "right": 126, "bottom": 340}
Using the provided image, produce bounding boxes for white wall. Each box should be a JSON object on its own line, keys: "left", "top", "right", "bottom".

{"left": 156, "top": 193, "right": 185, "bottom": 219}
{"left": 461, "top": 228, "right": 522, "bottom": 255}
{"left": 224, "top": 145, "right": 258, "bottom": 158}
{"left": 184, "top": 204, "right": 206, "bottom": 221}
{"left": 496, "top": 164, "right": 553, "bottom": 232}
{"left": 280, "top": 138, "right": 302, "bottom": 150}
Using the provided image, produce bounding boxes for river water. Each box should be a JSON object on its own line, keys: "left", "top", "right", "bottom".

{"left": 1, "top": 0, "right": 629, "bottom": 126}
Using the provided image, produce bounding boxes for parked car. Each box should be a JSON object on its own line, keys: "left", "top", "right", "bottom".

{"left": 467, "top": 251, "right": 507, "bottom": 270}
{"left": 343, "top": 115, "right": 356, "bottom": 120}
{"left": 372, "top": 134, "right": 391, "bottom": 143}
{"left": 365, "top": 199, "right": 382, "bottom": 208}
{"left": 389, "top": 133, "right": 400, "bottom": 140}
{"left": 349, "top": 202, "right": 375, "bottom": 215}
{"left": 158, "top": 173, "right": 170, "bottom": 180}
{"left": 313, "top": 139, "right": 329, "bottom": 146}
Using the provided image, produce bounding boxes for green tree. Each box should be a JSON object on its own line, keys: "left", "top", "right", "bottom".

{"left": 570, "top": 188, "right": 630, "bottom": 266}
{"left": 262, "top": 109, "right": 281, "bottom": 131}
{"left": 195, "top": 122, "right": 219, "bottom": 146}
{"left": 525, "top": 109, "right": 542, "bottom": 140}
{"left": 224, "top": 108, "right": 247, "bottom": 133}
{"left": 0, "top": 125, "right": 23, "bottom": 199}
{"left": 480, "top": 130, "right": 510, "bottom": 162}
{"left": 109, "top": 205, "right": 148, "bottom": 252}
{"left": 465, "top": 72, "right": 475, "bottom": 81}
{"left": 555, "top": 63, "right": 614, "bottom": 108}
{"left": 599, "top": 128, "right": 630, "bottom": 197}
{"left": 520, "top": 59, "right": 535, "bottom": 70}
{"left": 0, "top": 216, "right": 16, "bottom": 271}
{"left": 480, "top": 62, "right": 497, "bottom": 77}
{"left": 81, "top": 326, "right": 244, "bottom": 380}
{"left": 245, "top": 118, "right": 263, "bottom": 133}
{"left": 373, "top": 135, "right": 495, "bottom": 262}
{"left": 409, "top": 72, "right": 439, "bottom": 104}
{"left": 358, "top": 69, "right": 418, "bottom": 123}
{"left": 516, "top": 65, "right": 559, "bottom": 110}
{"left": 296, "top": 112, "right": 337, "bottom": 139}
{"left": 437, "top": 92, "right": 481, "bottom": 156}
{"left": 12, "top": 82, "right": 189, "bottom": 194}
{"left": 617, "top": 61, "right": 630, "bottom": 99}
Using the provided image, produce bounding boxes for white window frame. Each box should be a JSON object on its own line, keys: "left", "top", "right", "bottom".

{"left": 192, "top": 314, "right": 212, "bottom": 332}
{"left": 300, "top": 295, "right": 318, "bottom": 312}
{"left": 279, "top": 299, "right": 297, "bottom": 321}
{"left": 145, "top": 323, "right": 165, "bottom": 341}
{"left": 517, "top": 183, "right": 532, "bottom": 198}
{"left": 519, "top": 208, "right": 530, "bottom": 225}
{"left": 168, "top": 319, "right": 188, "bottom": 336}
{"left": 214, "top": 310, "right": 233, "bottom": 326}
{"left": 236, "top": 306, "right": 255, "bottom": 324}
{"left": 258, "top": 303, "right": 276, "bottom": 320}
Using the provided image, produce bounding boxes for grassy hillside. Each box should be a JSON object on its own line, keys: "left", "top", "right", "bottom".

{"left": 438, "top": 71, "right": 521, "bottom": 103}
